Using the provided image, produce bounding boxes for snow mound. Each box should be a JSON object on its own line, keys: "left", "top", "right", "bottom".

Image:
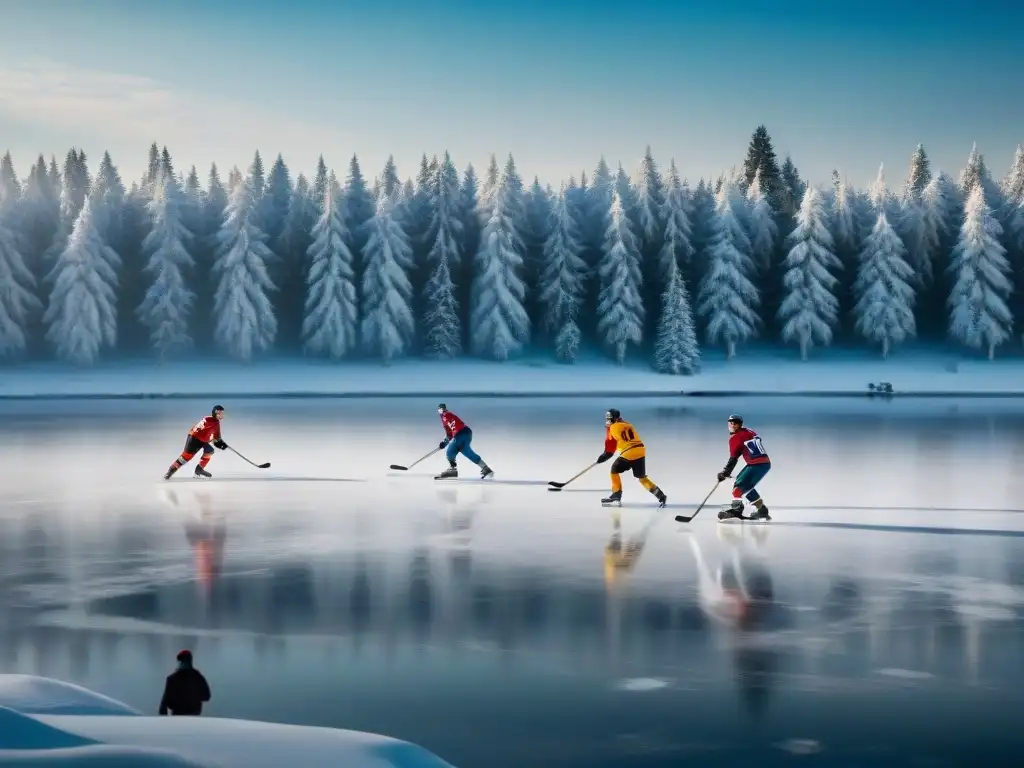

{"left": 0, "top": 744, "right": 208, "bottom": 767}
{"left": 0, "top": 676, "right": 456, "bottom": 767}
{"left": 0, "top": 675, "right": 141, "bottom": 716}
{"left": 0, "top": 706, "right": 98, "bottom": 749}
{"left": 35, "top": 715, "right": 456, "bottom": 768}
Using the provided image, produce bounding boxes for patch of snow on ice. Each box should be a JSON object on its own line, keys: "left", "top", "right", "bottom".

{"left": 875, "top": 668, "right": 934, "bottom": 680}
{"left": 775, "top": 738, "right": 823, "bottom": 755}
{"left": 616, "top": 677, "right": 669, "bottom": 692}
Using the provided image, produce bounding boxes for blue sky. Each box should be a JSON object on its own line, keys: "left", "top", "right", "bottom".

{"left": 0, "top": 0, "right": 1021, "bottom": 190}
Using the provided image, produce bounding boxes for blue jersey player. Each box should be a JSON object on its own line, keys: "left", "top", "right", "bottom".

{"left": 717, "top": 414, "right": 771, "bottom": 521}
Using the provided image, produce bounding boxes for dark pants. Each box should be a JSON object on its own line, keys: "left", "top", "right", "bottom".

{"left": 446, "top": 428, "right": 482, "bottom": 465}
{"left": 733, "top": 462, "right": 770, "bottom": 502}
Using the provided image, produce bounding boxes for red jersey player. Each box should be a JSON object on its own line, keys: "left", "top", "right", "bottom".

{"left": 716, "top": 414, "right": 771, "bottom": 521}
{"left": 164, "top": 406, "right": 229, "bottom": 480}
{"left": 435, "top": 403, "right": 493, "bottom": 480}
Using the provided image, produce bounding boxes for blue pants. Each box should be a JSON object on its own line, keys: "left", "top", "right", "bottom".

{"left": 733, "top": 462, "right": 770, "bottom": 503}
{"left": 446, "top": 428, "right": 483, "bottom": 466}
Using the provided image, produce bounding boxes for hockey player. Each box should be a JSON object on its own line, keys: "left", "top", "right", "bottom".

{"left": 717, "top": 414, "right": 771, "bottom": 521}
{"left": 164, "top": 406, "right": 229, "bottom": 480}
{"left": 436, "top": 404, "right": 493, "bottom": 480}
{"left": 597, "top": 409, "right": 667, "bottom": 507}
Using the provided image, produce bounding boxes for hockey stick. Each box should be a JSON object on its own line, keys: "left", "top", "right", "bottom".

{"left": 390, "top": 447, "right": 442, "bottom": 472}
{"left": 674, "top": 480, "right": 721, "bottom": 523}
{"left": 548, "top": 462, "right": 598, "bottom": 491}
{"left": 228, "top": 446, "right": 271, "bottom": 470}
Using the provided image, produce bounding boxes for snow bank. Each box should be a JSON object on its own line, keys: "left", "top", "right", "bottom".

{"left": 0, "top": 743, "right": 207, "bottom": 767}
{"left": 0, "top": 675, "right": 141, "bottom": 716}
{"left": 0, "top": 676, "right": 456, "bottom": 768}
{"left": 2, "top": 348, "right": 1024, "bottom": 398}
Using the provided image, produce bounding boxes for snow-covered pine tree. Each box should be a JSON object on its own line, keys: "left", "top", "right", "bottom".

{"left": 745, "top": 166, "right": 777, "bottom": 273}
{"left": 182, "top": 166, "right": 203, "bottom": 233}
{"left": 379, "top": 156, "right": 401, "bottom": 199}
{"left": 659, "top": 160, "right": 695, "bottom": 277}
{"left": 476, "top": 154, "right": 500, "bottom": 225}
{"left": 423, "top": 152, "right": 463, "bottom": 359}
{"left": 43, "top": 197, "right": 120, "bottom": 365}
{"left": 779, "top": 156, "right": 805, "bottom": 217}
{"left": 853, "top": 210, "right": 916, "bottom": 358}
{"left": 697, "top": 180, "right": 759, "bottom": 358}
{"left": 867, "top": 163, "right": 895, "bottom": 221}
{"left": 263, "top": 155, "right": 292, "bottom": 246}
{"left": 634, "top": 147, "right": 664, "bottom": 257}
{"left": 212, "top": 175, "right": 277, "bottom": 362}
{"left": 777, "top": 186, "right": 842, "bottom": 360}
{"left": 652, "top": 256, "right": 699, "bottom": 374}
{"left": 597, "top": 190, "right": 644, "bottom": 363}
{"left": 959, "top": 143, "right": 1004, "bottom": 213}
{"left": 999, "top": 145, "right": 1024, "bottom": 255}
{"left": 743, "top": 126, "right": 784, "bottom": 210}
{"left": 144, "top": 143, "right": 160, "bottom": 190}
{"left": 89, "top": 151, "right": 125, "bottom": 262}
{"left": 0, "top": 169, "right": 39, "bottom": 359}
{"left": 947, "top": 186, "right": 1013, "bottom": 359}
{"left": 227, "top": 166, "right": 242, "bottom": 193}
{"left": 586, "top": 157, "right": 614, "bottom": 250}
{"left": 0, "top": 152, "right": 19, "bottom": 205}
{"left": 312, "top": 156, "right": 329, "bottom": 216}
{"left": 137, "top": 168, "right": 195, "bottom": 358}
{"left": 343, "top": 154, "right": 375, "bottom": 254}
{"left": 361, "top": 191, "right": 415, "bottom": 362}
{"left": 471, "top": 156, "right": 530, "bottom": 360}
{"left": 539, "top": 185, "right": 586, "bottom": 362}
{"left": 302, "top": 173, "right": 357, "bottom": 359}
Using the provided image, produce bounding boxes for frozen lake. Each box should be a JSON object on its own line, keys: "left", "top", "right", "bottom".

{"left": 2, "top": 397, "right": 1023, "bottom": 767}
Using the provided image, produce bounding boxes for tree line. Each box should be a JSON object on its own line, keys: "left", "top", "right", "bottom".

{"left": 0, "top": 126, "right": 1021, "bottom": 369}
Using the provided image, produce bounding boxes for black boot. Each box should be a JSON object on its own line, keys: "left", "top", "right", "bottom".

{"left": 748, "top": 504, "right": 771, "bottom": 521}
{"left": 717, "top": 500, "right": 744, "bottom": 520}
{"left": 601, "top": 490, "right": 622, "bottom": 506}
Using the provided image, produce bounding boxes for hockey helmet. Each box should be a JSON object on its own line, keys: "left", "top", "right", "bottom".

{"left": 605, "top": 408, "right": 621, "bottom": 425}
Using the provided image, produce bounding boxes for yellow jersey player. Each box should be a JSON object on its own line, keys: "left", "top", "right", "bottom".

{"left": 596, "top": 408, "right": 667, "bottom": 507}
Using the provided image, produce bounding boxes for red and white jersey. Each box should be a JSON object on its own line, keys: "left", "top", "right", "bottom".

{"left": 728, "top": 427, "right": 770, "bottom": 465}
{"left": 189, "top": 416, "right": 222, "bottom": 443}
{"left": 440, "top": 411, "right": 468, "bottom": 438}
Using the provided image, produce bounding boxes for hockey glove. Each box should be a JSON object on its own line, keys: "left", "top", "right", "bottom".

{"left": 596, "top": 452, "right": 613, "bottom": 464}
{"left": 716, "top": 470, "right": 730, "bottom": 482}
{"left": 214, "top": 439, "right": 228, "bottom": 450}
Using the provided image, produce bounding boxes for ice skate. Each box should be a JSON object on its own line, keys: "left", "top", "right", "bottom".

{"left": 717, "top": 500, "right": 744, "bottom": 521}
{"left": 748, "top": 504, "right": 771, "bottom": 521}
{"left": 435, "top": 466, "right": 458, "bottom": 480}
{"left": 479, "top": 464, "right": 494, "bottom": 479}
{"left": 601, "top": 490, "right": 622, "bottom": 507}
{"left": 194, "top": 466, "right": 212, "bottom": 479}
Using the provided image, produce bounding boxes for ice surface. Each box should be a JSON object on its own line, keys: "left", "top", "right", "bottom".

{"left": 3, "top": 348, "right": 1024, "bottom": 397}
{"left": 1, "top": 397, "right": 1022, "bottom": 766}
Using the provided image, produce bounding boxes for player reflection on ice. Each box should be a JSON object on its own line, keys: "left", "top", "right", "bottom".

{"left": 687, "top": 526, "right": 780, "bottom": 718}
{"left": 162, "top": 489, "right": 227, "bottom": 594}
